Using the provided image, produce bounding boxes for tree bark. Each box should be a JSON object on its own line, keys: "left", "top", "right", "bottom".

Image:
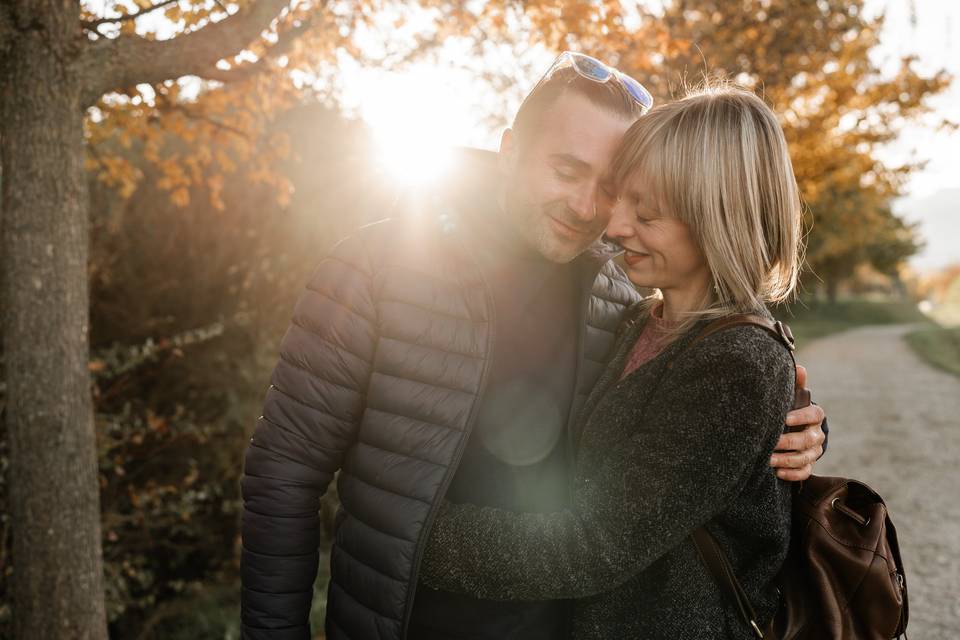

{"left": 826, "top": 278, "right": 839, "bottom": 304}
{"left": 79, "top": 0, "right": 291, "bottom": 107}
{"left": 0, "top": 2, "right": 109, "bottom": 639}
{"left": 1, "top": 1, "right": 301, "bottom": 636}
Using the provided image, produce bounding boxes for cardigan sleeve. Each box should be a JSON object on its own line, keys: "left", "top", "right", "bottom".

{"left": 418, "top": 327, "right": 795, "bottom": 601}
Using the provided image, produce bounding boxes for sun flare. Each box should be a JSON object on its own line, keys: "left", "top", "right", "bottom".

{"left": 349, "top": 63, "right": 475, "bottom": 186}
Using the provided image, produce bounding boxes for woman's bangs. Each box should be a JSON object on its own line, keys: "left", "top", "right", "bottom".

{"left": 613, "top": 122, "right": 678, "bottom": 216}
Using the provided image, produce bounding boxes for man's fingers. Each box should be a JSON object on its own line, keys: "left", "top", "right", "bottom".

{"left": 772, "top": 403, "right": 825, "bottom": 478}
{"left": 770, "top": 447, "right": 822, "bottom": 469}
{"left": 775, "top": 427, "right": 825, "bottom": 452}
{"left": 785, "top": 403, "right": 824, "bottom": 428}
{"left": 795, "top": 364, "right": 807, "bottom": 390}
{"left": 777, "top": 464, "right": 813, "bottom": 482}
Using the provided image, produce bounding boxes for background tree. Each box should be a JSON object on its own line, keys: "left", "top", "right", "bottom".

{"left": 0, "top": 1, "right": 318, "bottom": 636}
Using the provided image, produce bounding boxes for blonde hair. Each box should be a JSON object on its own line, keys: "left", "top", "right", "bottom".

{"left": 612, "top": 82, "right": 804, "bottom": 336}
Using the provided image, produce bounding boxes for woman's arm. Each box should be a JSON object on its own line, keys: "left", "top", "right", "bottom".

{"left": 419, "top": 328, "right": 795, "bottom": 601}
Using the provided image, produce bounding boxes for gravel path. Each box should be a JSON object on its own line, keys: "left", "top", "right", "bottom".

{"left": 799, "top": 323, "right": 960, "bottom": 639}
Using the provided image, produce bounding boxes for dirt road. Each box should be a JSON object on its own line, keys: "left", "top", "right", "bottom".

{"left": 799, "top": 323, "right": 960, "bottom": 639}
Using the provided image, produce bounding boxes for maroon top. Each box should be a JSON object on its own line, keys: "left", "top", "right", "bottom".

{"left": 619, "top": 302, "right": 680, "bottom": 380}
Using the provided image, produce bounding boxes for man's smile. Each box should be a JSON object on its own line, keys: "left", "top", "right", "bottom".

{"left": 547, "top": 215, "right": 593, "bottom": 239}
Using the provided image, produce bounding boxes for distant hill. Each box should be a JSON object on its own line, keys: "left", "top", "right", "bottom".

{"left": 894, "top": 189, "right": 960, "bottom": 273}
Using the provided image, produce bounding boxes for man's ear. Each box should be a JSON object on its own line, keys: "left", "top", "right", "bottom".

{"left": 498, "top": 128, "right": 518, "bottom": 177}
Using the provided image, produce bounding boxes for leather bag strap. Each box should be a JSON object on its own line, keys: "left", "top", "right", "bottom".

{"left": 669, "top": 314, "right": 810, "bottom": 410}
{"left": 692, "top": 527, "right": 766, "bottom": 639}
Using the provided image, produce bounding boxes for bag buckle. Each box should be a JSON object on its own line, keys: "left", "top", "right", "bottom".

{"left": 774, "top": 320, "right": 796, "bottom": 352}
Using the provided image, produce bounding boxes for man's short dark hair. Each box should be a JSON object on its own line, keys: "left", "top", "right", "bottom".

{"left": 511, "top": 66, "right": 646, "bottom": 148}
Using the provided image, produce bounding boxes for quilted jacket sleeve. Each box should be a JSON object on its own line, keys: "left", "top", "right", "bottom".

{"left": 240, "top": 236, "right": 378, "bottom": 640}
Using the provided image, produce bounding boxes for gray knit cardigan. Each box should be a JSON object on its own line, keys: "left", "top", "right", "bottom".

{"left": 419, "top": 307, "right": 796, "bottom": 639}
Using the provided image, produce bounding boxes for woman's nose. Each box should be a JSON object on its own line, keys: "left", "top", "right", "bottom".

{"left": 604, "top": 201, "right": 634, "bottom": 240}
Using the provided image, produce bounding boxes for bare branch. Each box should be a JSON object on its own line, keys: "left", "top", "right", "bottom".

{"left": 166, "top": 103, "right": 252, "bottom": 139}
{"left": 82, "top": 0, "right": 179, "bottom": 30}
{"left": 199, "top": 15, "right": 315, "bottom": 83}
{"left": 78, "top": 0, "right": 295, "bottom": 107}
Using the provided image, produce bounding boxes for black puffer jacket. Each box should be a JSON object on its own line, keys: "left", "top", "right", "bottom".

{"left": 240, "top": 157, "right": 641, "bottom": 640}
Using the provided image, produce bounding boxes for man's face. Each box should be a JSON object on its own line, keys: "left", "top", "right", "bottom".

{"left": 501, "top": 91, "right": 635, "bottom": 263}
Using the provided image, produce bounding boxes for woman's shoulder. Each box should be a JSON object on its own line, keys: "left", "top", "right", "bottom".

{"left": 677, "top": 315, "right": 795, "bottom": 383}
{"left": 699, "top": 320, "right": 791, "bottom": 354}
{"left": 658, "top": 318, "right": 797, "bottom": 438}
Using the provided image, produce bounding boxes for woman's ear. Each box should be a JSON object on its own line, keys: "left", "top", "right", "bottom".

{"left": 498, "top": 128, "right": 518, "bottom": 177}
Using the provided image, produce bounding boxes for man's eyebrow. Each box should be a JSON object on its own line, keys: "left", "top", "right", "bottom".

{"left": 549, "top": 153, "right": 592, "bottom": 171}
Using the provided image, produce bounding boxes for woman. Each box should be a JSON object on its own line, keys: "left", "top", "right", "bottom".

{"left": 418, "top": 85, "right": 803, "bottom": 638}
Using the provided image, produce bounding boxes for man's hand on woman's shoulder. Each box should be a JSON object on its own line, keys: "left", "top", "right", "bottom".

{"left": 770, "top": 365, "right": 827, "bottom": 482}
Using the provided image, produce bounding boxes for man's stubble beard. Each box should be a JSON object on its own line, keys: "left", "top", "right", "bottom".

{"left": 501, "top": 182, "right": 598, "bottom": 264}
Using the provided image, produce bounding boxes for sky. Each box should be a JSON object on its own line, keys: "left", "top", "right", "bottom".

{"left": 865, "top": 0, "right": 959, "bottom": 272}
{"left": 867, "top": 0, "right": 958, "bottom": 198}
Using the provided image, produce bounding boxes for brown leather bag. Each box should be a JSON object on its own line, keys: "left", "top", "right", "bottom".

{"left": 684, "top": 315, "right": 909, "bottom": 639}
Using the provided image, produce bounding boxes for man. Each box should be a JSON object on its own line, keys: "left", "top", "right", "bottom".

{"left": 240, "top": 52, "right": 827, "bottom": 640}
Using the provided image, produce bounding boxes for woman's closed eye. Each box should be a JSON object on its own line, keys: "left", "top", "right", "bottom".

{"left": 634, "top": 205, "right": 658, "bottom": 223}
{"left": 635, "top": 211, "right": 659, "bottom": 224}
{"left": 634, "top": 199, "right": 662, "bottom": 223}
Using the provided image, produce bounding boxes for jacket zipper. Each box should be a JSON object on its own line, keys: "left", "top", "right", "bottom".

{"left": 399, "top": 246, "right": 497, "bottom": 640}
{"left": 565, "top": 260, "right": 606, "bottom": 464}
{"left": 398, "top": 248, "right": 611, "bottom": 637}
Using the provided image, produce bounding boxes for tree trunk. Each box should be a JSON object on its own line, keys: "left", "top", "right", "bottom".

{"left": 0, "top": 3, "right": 109, "bottom": 638}
{"left": 826, "top": 279, "right": 839, "bottom": 304}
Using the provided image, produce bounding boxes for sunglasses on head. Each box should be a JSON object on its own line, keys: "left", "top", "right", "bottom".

{"left": 540, "top": 51, "right": 653, "bottom": 114}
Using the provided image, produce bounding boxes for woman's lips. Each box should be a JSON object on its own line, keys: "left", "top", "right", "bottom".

{"left": 622, "top": 249, "right": 650, "bottom": 266}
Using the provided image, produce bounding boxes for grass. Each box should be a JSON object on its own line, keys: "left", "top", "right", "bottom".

{"left": 773, "top": 298, "right": 933, "bottom": 348}
{"left": 926, "top": 302, "right": 960, "bottom": 328}
{"left": 905, "top": 325, "right": 960, "bottom": 379}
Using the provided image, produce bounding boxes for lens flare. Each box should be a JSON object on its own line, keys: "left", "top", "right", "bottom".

{"left": 351, "top": 64, "right": 472, "bottom": 186}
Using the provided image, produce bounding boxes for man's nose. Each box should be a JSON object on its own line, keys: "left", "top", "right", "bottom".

{"left": 568, "top": 184, "right": 599, "bottom": 223}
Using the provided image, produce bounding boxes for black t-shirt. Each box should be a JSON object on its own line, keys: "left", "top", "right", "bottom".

{"left": 408, "top": 213, "right": 580, "bottom": 639}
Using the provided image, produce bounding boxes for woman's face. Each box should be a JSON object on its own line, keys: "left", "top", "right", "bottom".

{"left": 604, "top": 172, "right": 711, "bottom": 294}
